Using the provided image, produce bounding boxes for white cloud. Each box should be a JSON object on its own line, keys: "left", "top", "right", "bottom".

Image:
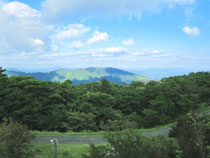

{"left": 87, "top": 31, "right": 108, "bottom": 45}
{"left": 38, "top": 46, "right": 127, "bottom": 59}
{"left": 152, "top": 50, "right": 164, "bottom": 54}
{"left": 29, "top": 38, "right": 44, "bottom": 46}
{"left": 54, "top": 24, "right": 90, "bottom": 41}
{"left": 134, "top": 49, "right": 164, "bottom": 56}
{"left": 104, "top": 47, "right": 127, "bottom": 53}
{"left": 182, "top": 26, "right": 199, "bottom": 36}
{"left": 2, "top": 1, "right": 41, "bottom": 18}
{"left": 123, "top": 38, "right": 135, "bottom": 46}
{"left": 69, "top": 40, "right": 85, "bottom": 49}
{"left": 41, "top": 0, "right": 195, "bottom": 22}
{"left": 67, "top": 47, "right": 127, "bottom": 58}
{"left": 0, "top": 1, "right": 53, "bottom": 54}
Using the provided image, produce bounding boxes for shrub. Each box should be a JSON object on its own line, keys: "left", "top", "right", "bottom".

{"left": 0, "top": 119, "right": 35, "bottom": 158}
{"left": 83, "top": 131, "right": 182, "bottom": 158}
{"left": 104, "top": 119, "right": 138, "bottom": 131}
{"left": 169, "top": 112, "right": 210, "bottom": 158}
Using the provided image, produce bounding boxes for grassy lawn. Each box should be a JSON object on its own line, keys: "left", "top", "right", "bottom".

{"left": 33, "top": 144, "right": 90, "bottom": 158}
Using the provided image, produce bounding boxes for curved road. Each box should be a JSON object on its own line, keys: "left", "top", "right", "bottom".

{"left": 31, "top": 127, "right": 171, "bottom": 145}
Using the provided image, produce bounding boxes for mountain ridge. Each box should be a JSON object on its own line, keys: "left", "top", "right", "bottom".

{"left": 5, "top": 67, "right": 150, "bottom": 85}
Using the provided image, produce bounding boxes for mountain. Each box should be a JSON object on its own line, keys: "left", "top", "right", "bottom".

{"left": 5, "top": 67, "right": 150, "bottom": 85}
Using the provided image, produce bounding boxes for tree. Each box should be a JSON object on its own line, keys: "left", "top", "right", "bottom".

{"left": 79, "top": 92, "right": 116, "bottom": 125}
{"left": 100, "top": 78, "right": 113, "bottom": 94}
{"left": 0, "top": 67, "right": 9, "bottom": 122}
{"left": 67, "top": 111, "right": 97, "bottom": 132}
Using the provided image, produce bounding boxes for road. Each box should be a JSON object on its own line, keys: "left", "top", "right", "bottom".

{"left": 31, "top": 127, "right": 172, "bottom": 145}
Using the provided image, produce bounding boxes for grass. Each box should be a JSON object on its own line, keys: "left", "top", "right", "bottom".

{"left": 32, "top": 123, "right": 175, "bottom": 137}
{"left": 32, "top": 130, "right": 106, "bottom": 137}
{"left": 33, "top": 144, "right": 90, "bottom": 158}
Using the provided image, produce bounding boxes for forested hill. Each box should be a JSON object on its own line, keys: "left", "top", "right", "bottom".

{"left": 1, "top": 67, "right": 210, "bottom": 132}
{"left": 5, "top": 67, "right": 150, "bottom": 85}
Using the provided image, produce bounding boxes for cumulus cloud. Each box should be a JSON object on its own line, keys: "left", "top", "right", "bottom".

{"left": 182, "top": 26, "right": 200, "bottom": 36}
{"left": 54, "top": 24, "right": 90, "bottom": 41}
{"left": 87, "top": 31, "right": 108, "bottom": 45}
{"left": 0, "top": 1, "right": 53, "bottom": 54}
{"left": 28, "top": 38, "right": 44, "bottom": 46}
{"left": 41, "top": 0, "right": 195, "bottom": 22}
{"left": 90, "top": 47, "right": 127, "bottom": 57}
{"left": 2, "top": 1, "right": 41, "bottom": 18}
{"left": 123, "top": 38, "right": 135, "bottom": 46}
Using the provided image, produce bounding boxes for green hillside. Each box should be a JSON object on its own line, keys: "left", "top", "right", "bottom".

{"left": 6, "top": 67, "right": 150, "bottom": 85}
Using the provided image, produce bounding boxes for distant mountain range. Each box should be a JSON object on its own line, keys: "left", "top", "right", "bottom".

{"left": 6, "top": 67, "right": 150, "bottom": 85}
{"left": 129, "top": 68, "right": 209, "bottom": 80}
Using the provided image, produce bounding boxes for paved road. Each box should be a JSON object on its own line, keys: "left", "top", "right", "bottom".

{"left": 32, "top": 127, "right": 172, "bottom": 145}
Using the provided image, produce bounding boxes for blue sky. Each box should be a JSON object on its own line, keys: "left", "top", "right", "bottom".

{"left": 0, "top": 0, "right": 210, "bottom": 71}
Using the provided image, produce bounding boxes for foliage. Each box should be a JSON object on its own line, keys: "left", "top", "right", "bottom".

{"left": 1, "top": 66, "right": 210, "bottom": 132}
{"left": 67, "top": 111, "right": 97, "bottom": 132}
{"left": 83, "top": 131, "right": 182, "bottom": 158}
{"left": 0, "top": 118, "right": 35, "bottom": 158}
{"left": 169, "top": 112, "right": 210, "bottom": 158}
{"left": 104, "top": 119, "right": 138, "bottom": 131}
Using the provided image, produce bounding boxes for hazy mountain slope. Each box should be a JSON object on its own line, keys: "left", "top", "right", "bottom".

{"left": 6, "top": 67, "right": 150, "bottom": 85}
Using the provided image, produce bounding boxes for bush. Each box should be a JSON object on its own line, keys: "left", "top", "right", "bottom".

{"left": 169, "top": 112, "right": 210, "bottom": 158}
{"left": 83, "top": 131, "right": 182, "bottom": 158}
{"left": 104, "top": 119, "right": 138, "bottom": 131}
{"left": 82, "top": 144, "right": 114, "bottom": 158}
{"left": 0, "top": 119, "right": 35, "bottom": 158}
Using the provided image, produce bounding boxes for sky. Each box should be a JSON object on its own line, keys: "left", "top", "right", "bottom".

{"left": 0, "top": 0, "right": 210, "bottom": 71}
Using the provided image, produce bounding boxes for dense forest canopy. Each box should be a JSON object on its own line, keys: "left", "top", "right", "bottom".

{"left": 0, "top": 67, "right": 210, "bottom": 132}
